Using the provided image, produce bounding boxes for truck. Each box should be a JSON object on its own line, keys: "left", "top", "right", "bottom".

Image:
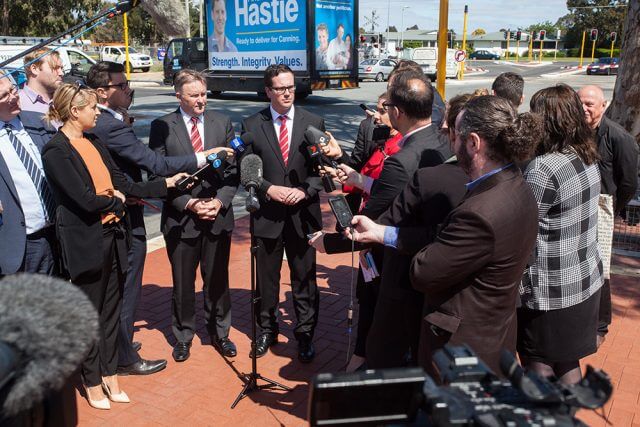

{"left": 163, "top": 0, "right": 359, "bottom": 98}
{"left": 401, "top": 47, "right": 459, "bottom": 81}
{"left": 0, "top": 38, "right": 97, "bottom": 84}
{"left": 100, "top": 45, "right": 153, "bottom": 72}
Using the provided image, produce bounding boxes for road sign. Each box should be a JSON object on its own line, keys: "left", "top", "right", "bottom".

{"left": 454, "top": 49, "right": 466, "bottom": 63}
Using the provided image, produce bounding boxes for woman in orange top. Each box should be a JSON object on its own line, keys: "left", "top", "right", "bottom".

{"left": 41, "top": 83, "right": 187, "bottom": 410}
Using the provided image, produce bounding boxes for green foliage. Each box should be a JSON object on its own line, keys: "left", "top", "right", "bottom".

{"left": 526, "top": 20, "right": 561, "bottom": 35}
{"left": 543, "top": 50, "right": 567, "bottom": 57}
{"left": 403, "top": 40, "right": 422, "bottom": 49}
{"left": 471, "top": 28, "right": 486, "bottom": 36}
{"left": 1, "top": 0, "right": 104, "bottom": 36}
{"left": 560, "top": 1, "right": 627, "bottom": 49}
{"left": 566, "top": 47, "right": 621, "bottom": 58}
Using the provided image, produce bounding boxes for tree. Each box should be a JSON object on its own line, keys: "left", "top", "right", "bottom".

{"left": 407, "top": 24, "right": 419, "bottom": 30}
{"left": 559, "top": 0, "right": 627, "bottom": 48}
{"left": 386, "top": 26, "right": 398, "bottom": 33}
{"left": 526, "top": 20, "right": 560, "bottom": 35}
{"left": 608, "top": 0, "right": 640, "bottom": 144}
{"left": 1, "top": 0, "right": 103, "bottom": 36}
{"left": 471, "top": 28, "right": 486, "bottom": 36}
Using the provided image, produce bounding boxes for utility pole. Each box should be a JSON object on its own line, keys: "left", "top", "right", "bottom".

{"left": 458, "top": 5, "right": 468, "bottom": 80}
{"left": 199, "top": 0, "right": 204, "bottom": 38}
{"left": 185, "top": 0, "right": 190, "bottom": 38}
{"left": 506, "top": 30, "right": 510, "bottom": 61}
{"left": 579, "top": 30, "right": 586, "bottom": 68}
{"left": 123, "top": 13, "right": 131, "bottom": 79}
{"left": 400, "top": 6, "right": 410, "bottom": 50}
{"left": 436, "top": 0, "right": 449, "bottom": 99}
{"left": 386, "top": 0, "right": 391, "bottom": 55}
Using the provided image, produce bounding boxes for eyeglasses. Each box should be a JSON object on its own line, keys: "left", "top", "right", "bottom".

{"left": 381, "top": 102, "right": 396, "bottom": 112}
{"left": 269, "top": 85, "right": 296, "bottom": 95}
{"left": 0, "top": 84, "right": 18, "bottom": 103}
{"left": 101, "top": 81, "right": 130, "bottom": 91}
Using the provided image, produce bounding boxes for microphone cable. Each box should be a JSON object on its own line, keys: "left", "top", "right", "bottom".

{"left": 346, "top": 228, "right": 356, "bottom": 366}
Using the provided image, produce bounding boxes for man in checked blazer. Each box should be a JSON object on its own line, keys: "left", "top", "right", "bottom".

{"left": 241, "top": 64, "right": 325, "bottom": 363}
{"left": 149, "top": 70, "right": 237, "bottom": 362}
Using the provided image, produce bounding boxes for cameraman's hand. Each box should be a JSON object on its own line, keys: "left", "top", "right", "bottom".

{"left": 203, "top": 147, "right": 235, "bottom": 159}
{"left": 337, "top": 164, "right": 364, "bottom": 190}
{"left": 307, "top": 231, "right": 326, "bottom": 253}
{"left": 321, "top": 131, "right": 343, "bottom": 158}
{"left": 165, "top": 172, "right": 191, "bottom": 189}
{"left": 344, "top": 215, "right": 386, "bottom": 244}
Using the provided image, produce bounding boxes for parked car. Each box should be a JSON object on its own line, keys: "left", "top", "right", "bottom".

{"left": 358, "top": 58, "right": 397, "bottom": 82}
{"left": 469, "top": 49, "right": 500, "bottom": 60}
{"left": 586, "top": 57, "right": 620, "bottom": 75}
{"left": 100, "top": 46, "right": 153, "bottom": 72}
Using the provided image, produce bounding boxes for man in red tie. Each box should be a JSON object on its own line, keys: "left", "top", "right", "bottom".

{"left": 241, "top": 64, "right": 326, "bottom": 362}
{"left": 149, "top": 70, "right": 238, "bottom": 362}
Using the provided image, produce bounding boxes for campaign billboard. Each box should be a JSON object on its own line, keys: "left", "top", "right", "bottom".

{"left": 314, "top": 0, "right": 355, "bottom": 78}
{"left": 206, "top": 0, "right": 307, "bottom": 71}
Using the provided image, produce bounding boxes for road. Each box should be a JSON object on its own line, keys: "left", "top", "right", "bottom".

{"left": 129, "top": 62, "right": 616, "bottom": 241}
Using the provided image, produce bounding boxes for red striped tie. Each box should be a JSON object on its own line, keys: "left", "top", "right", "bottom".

{"left": 278, "top": 115, "right": 289, "bottom": 166}
{"left": 190, "top": 116, "right": 203, "bottom": 153}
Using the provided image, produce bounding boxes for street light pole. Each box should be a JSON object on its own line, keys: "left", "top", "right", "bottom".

{"left": 400, "top": 6, "right": 410, "bottom": 50}
{"left": 185, "top": 0, "right": 190, "bottom": 38}
{"left": 386, "top": 0, "right": 391, "bottom": 55}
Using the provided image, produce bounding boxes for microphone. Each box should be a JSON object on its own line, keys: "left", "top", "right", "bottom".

{"left": 240, "top": 154, "right": 263, "bottom": 213}
{"left": 230, "top": 132, "right": 254, "bottom": 155}
{"left": 0, "top": 274, "right": 99, "bottom": 417}
{"left": 304, "top": 125, "right": 337, "bottom": 192}
{"left": 176, "top": 150, "right": 229, "bottom": 191}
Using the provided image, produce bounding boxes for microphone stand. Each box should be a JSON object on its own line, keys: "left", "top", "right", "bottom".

{"left": 231, "top": 191, "right": 291, "bottom": 409}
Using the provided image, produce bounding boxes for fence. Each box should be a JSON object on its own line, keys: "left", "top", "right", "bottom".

{"left": 613, "top": 198, "right": 640, "bottom": 257}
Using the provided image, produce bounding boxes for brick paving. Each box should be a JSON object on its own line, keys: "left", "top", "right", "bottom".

{"left": 74, "top": 199, "right": 640, "bottom": 426}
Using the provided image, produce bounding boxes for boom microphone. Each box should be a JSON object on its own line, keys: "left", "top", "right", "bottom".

{"left": 176, "top": 150, "right": 229, "bottom": 191}
{"left": 240, "top": 154, "right": 263, "bottom": 213}
{"left": 230, "top": 132, "right": 254, "bottom": 155}
{"left": 0, "top": 274, "right": 99, "bottom": 417}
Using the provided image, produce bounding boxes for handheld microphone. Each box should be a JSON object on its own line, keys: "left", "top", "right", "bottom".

{"left": 240, "top": 154, "right": 263, "bottom": 213}
{"left": 176, "top": 150, "right": 228, "bottom": 191}
{"left": 304, "top": 126, "right": 337, "bottom": 192}
{"left": 230, "top": 132, "right": 254, "bottom": 155}
{"left": 0, "top": 274, "right": 99, "bottom": 416}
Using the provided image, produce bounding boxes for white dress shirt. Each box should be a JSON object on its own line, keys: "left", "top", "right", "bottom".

{"left": 179, "top": 108, "right": 207, "bottom": 166}
{"left": 270, "top": 104, "right": 295, "bottom": 141}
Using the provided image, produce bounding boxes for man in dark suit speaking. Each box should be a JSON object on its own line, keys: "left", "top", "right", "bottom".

{"left": 150, "top": 70, "right": 238, "bottom": 363}
{"left": 241, "top": 64, "right": 325, "bottom": 363}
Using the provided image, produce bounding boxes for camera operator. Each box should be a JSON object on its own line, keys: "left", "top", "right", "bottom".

{"left": 347, "top": 96, "right": 542, "bottom": 377}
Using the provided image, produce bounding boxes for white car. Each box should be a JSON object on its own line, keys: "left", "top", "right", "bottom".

{"left": 100, "top": 46, "right": 153, "bottom": 72}
{"left": 358, "top": 58, "right": 397, "bottom": 82}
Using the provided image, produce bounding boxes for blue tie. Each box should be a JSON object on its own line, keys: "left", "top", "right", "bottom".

{"left": 4, "top": 123, "right": 56, "bottom": 222}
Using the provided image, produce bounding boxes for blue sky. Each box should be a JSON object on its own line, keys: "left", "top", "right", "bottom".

{"left": 359, "top": 0, "right": 571, "bottom": 33}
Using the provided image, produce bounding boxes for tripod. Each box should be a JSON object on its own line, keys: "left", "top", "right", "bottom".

{"left": 231, "top": 213, "right": 291, "bottom": 409}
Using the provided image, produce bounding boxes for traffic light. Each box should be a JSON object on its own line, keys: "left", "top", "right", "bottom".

{"left": 510, "top": 31, "right": 517, "bottom": 41}
{"left": 359, "top": 35, "right": 366, "bottom": 43}
{"left": 610, "top": 31, "right": 617, "bottom": 42}
{"left": 590, "top": 29, "right": 598, "bottom": 41}
{"left": 503, "top": 31, "right": 508, "bottom": 40}
{"left": 516, "top": 31, "right": 522, "bottom": 41}
{"left": 539, "top": 30, "right": 546, "bottom": 40}
{"left": 532, "top": 31, "right": 538, "bottom": 41}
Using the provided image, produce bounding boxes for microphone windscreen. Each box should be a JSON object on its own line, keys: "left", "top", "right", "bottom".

{"left": 240, "top": 154, "right": 263, "bottom": 188}
{"left": 0, "top": 274, "right": 99, "bottom": 416}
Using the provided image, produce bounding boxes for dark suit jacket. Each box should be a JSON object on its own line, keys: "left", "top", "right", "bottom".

{"left": 149, "top": 109, "right": 237, "bottom": 239}
{"left": 596, "top": 116, "right": 638, "bottom": 214}
{"left": 0, "top": 112, "right": 55, "bottom": 274}
{"left": 88, "top": 111, "right": 198, "bottom": 236}
{"left": 241, "top": 106, "right": 325, "bottom": 239}
{"left": 361, "top": 124, "right": 451, "bottom": 220}
{"left": 41, "top": 132, "right": 167, "bottom": 282}
{"left": 410, "top": 165, "right": 538, "bottom": 376}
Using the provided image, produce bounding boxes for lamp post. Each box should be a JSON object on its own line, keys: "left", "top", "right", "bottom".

{"left": 400, "top": 6, "right": 410, "bottom": 50}
{"left": 386, "top": 0, "right": 391, "bottom": 55}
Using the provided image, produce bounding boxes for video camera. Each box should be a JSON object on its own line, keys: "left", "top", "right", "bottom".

{"left": 308, "top": 345, "right": 612, "bottom": 426}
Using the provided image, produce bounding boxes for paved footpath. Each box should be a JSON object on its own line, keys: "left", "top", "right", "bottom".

{"left": 75, "top": 197, "right": 640, "bottom": 426}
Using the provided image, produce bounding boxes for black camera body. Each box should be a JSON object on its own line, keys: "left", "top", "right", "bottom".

{"left": 309, "top": 345, "right": 612, "bottom": 427}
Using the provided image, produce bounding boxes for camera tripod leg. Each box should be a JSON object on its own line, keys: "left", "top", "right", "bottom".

{"left": 230, "top": 373, "right": 292, "bottom": 408}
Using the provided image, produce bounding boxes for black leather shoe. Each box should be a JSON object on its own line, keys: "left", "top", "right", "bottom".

{"left": 132, "top": 341, "right": 142, "bottom": 352}
{"left": 213, "top": 337, "right": 237, "bottom": 358}
{"left": 298, "top": 339, "right": 315, "bottom": 363}
{"left": 172, "top": 342, "right": 191, "bottom": 362}
{"left": 250, "top": 333, "right": 277, "bottom": 358}
{"left": 117, "top": 358, "right": 167, "bottom": 376}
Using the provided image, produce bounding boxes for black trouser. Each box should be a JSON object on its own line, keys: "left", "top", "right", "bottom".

{"left": 255, "top": 224, "right": 319, "bottom": 341}
{"left": 21, "top": 226, "right": 56, "bottom": 275}
{"left": 75, "top": 224, "right": 125, "bottom": 387}
{"left": 117, "top": 234, "right": 146, "bottom": 367}
{"left": 598, "top": 278, "right": 612, "bottom": 336}
{"left": 166, "top": 231, "right": 232, "bottom": 343}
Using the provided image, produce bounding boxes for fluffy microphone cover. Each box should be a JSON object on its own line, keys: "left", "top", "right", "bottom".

{"left": 0, "top": 274, "right": 99, "bottom": 416}
{"left": 240, "top": 154, "right": 263, "bottom": 187}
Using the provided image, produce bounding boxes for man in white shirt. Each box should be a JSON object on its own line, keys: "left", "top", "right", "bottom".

{"left": 327, "top": 24, "right": 348, "bottom": 70}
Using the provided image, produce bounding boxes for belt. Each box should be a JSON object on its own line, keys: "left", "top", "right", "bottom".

{"left": 27, "top": 225, "right": 53, "bottom": 240}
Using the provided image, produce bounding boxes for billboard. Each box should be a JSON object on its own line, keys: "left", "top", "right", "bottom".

{"left": 314, "top": 0, "right": 355, "bottom": 77}
{"left": 207, "top": 0, "right": 307, "bottom": 71}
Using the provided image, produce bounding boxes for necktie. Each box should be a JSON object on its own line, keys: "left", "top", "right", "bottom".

{"left": 190, "top": 116, "right": 203, "bottom": 153}
{"left": 4, "top": 123, "right": 56, "bottom": 221}
{"left": 278, "top": 115, "right": 289, "bottom": 166}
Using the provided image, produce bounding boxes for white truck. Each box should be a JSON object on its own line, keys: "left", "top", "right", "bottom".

{"left": 401, "top": 47, "right": 459, "bottom": 81}
{"left": 99, "top": 46, "right": 153, "bottom": 72}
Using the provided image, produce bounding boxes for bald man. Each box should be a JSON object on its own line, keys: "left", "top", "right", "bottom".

{"left": 578, "top": 85, "right": 638, "bottom": 347}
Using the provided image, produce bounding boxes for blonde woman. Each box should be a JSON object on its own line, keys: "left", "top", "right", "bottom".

{"left": 41, "top": 83, "right": 186, "bottom": 409}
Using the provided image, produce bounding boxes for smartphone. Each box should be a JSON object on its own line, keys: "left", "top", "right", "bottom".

{"left": 328, "top": 195, "right": 354, "bottom": 231}
{"left": 372, "top": 125, "right": 391, "bottom": 142}
{"left": 359, "top": 103, "right": 376, "bottom": 114}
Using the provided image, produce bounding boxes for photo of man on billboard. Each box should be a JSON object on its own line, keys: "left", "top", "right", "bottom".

{"left": 316, "top": 23, "right": 330, "bottom": 70}
{"left": 327, "top": 23, "right": 348, "bottom": 70}
{"left": 209, "top": 0, "right": 237, "bottom": 52}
